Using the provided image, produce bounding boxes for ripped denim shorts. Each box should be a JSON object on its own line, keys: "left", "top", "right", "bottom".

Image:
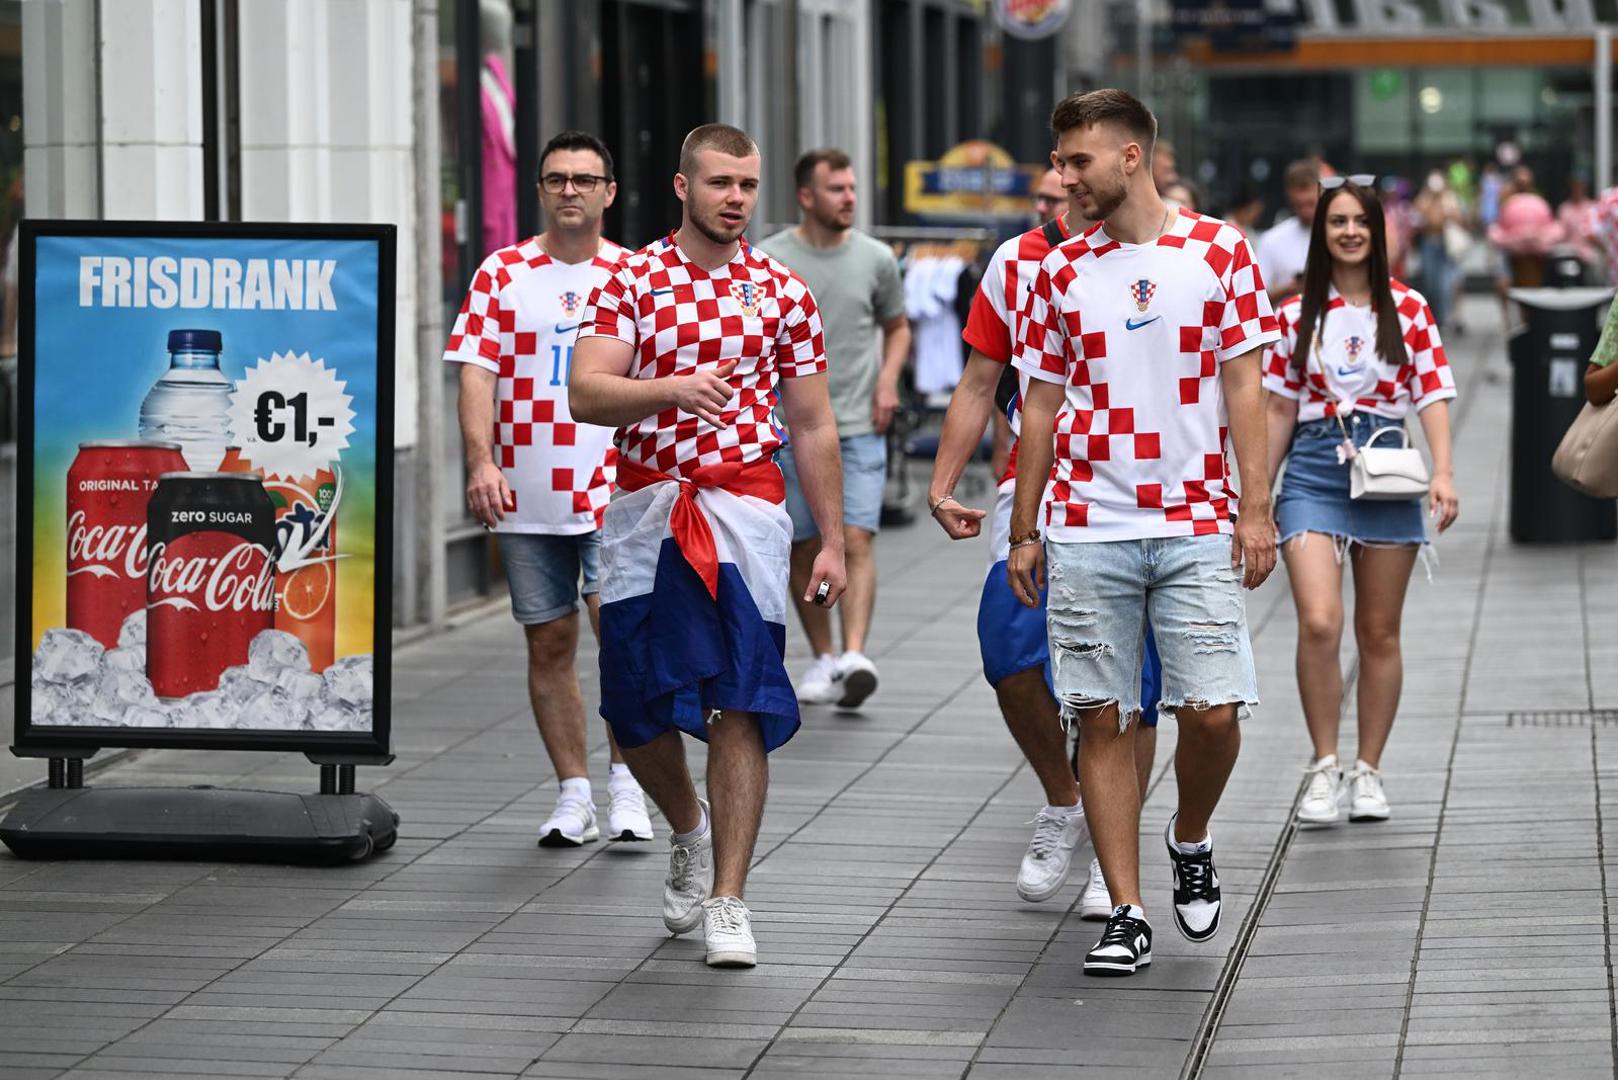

{"left": 1044, "top": 534, "right": 1258, "bottom": 732}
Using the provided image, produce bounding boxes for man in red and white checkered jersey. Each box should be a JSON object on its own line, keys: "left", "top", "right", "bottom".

{"left": 1008, "top": 91, "right": 1281, "bottom": 978}
{"left": 571, "top": 123, "right": 847, "bottom": 971}
{"left": 445, "top": 131, "right": 653, "bottom": 852}
{"left": 927, "top": 171, "right": 1163, "bottom": 917}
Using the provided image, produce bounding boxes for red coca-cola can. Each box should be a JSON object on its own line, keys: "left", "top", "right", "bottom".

{"left": 146, "top": 472, "right": 278, "bottom": 698}
{"left": 66, "top": 440, "right": 188, "bottom": 649}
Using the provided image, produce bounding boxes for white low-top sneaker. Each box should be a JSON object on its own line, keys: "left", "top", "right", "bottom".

{"left": 1016, "top": 806, "right": 1087, "bottom": 903}
{"left": 537, "top": 789, "right": 599, "bottom": 847}
{"left": 607, "top": 781, "right": 654, "bottom": 842}
{"left": 796, "top": 654, "right": 841, "bottom": 705}
{"left": 835, "top": 651, "right": 879, "bottom": 709}
{"left": 663, "top": 799, "right": 714, "bottom": 936}
{"left": 1347, "top": 760, "right": 1391, "bottom": 822}
{"left": 1079, "top": 857, "right": 1113, "bottom": 920}
{"left": 702, "top": 896, "right": 757, "bottom": 968}
{"left": 1297, "top": 754, "right": 1344, "bottom": 825}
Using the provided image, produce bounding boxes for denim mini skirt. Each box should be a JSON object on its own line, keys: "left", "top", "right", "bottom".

{"left": 1275, "top": 414, "right": 1427, "bottom": 549}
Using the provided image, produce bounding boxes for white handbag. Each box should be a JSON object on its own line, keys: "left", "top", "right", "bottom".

{"left": 1305, "top": 325, "right": 1430, "bottom": 501}
{"left": 1348, "top": 424, "right": 1431, "bottom": 501}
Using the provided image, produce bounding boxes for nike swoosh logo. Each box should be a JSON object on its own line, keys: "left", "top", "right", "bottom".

{"left": 1336, "top": 366, "right": 1358, "bottom": 377}
{"left": 1125, "top": 316, "right": 1161, "bottom": 331}
{"left": 650, "top": 288, "right": 675, "bottom": 296}
{"left": 556, "top": 324, "right": 580, "bottom": 334}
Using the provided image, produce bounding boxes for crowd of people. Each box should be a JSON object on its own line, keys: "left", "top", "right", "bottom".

{"left": 444, "top": 87, "right": 1468, "bottom": 977}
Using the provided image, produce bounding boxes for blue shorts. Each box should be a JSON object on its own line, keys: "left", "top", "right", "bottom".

{"left": 496, "top": 530, "right": 601, "bottom": 625}
{"left": 978, "top": 562, "right": 1162, "bottom": 728}
{"left": 1044, "top": 534, "right": 1257, "bottom": 731}
{"left": 1276, "top": 415, "right": 1427, "bottom": 548}
{"left": 778, "top": 432, "right": 887, "bottom": 541}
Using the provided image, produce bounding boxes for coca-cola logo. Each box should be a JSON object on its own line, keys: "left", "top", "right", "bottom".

{"left": 147, "top": 541, "right": 277, "bottom": 614}
{"left": 66, "top": 511, "right": 148, "bottom": 580}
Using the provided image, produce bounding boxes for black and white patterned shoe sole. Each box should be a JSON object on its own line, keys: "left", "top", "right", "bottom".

{"left": 537, "top": 825, "right": 599, "bottom": 848}
{"left": 1083, "top": 949, "right": 1152, "bottom": 976}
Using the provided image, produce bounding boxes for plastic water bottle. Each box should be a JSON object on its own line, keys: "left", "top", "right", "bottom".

{"left": 138, "top": 329, "right": 233, "bottom": 472}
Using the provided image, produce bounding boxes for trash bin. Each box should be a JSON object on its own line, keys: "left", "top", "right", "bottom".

{"left": 1506, "top": 286, "right": 1618, "bottom": 542}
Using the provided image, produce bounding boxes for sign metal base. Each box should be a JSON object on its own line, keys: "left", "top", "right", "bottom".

{"left": 0, "top": 784, "right": 398, "bottom": 865}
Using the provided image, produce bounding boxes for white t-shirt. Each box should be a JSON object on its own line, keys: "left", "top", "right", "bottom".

{"left": 1263, "top": 280, "right": 1457, "bottom": 424}
{"left": 1014, "top": 209, "right": 1281, "bottom": 542}
{"left": 1256, "top": 215, "right": 1311, "bottom": 293}
{"left": 444, "top": 237, "right": 627, "bottom": 534}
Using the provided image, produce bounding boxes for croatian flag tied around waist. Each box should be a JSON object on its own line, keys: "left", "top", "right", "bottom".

{"left": 598, "top": 457, "right": 800, "bottom": 752}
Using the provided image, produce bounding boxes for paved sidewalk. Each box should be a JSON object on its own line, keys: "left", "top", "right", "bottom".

{"left": 1, "top": 299, "right": 1615, "bottom": 1079}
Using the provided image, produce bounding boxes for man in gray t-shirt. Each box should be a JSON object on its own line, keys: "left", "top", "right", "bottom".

{"left": 758, "top": 148, "right": 909, "bottom": 710}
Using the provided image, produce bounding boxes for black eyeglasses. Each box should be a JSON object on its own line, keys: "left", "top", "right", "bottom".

{"left": 540, "top": 173, "right": 611, "bottom": 194}
{"left": 1320, "top": 173, "right": 1376, "bottom": 190}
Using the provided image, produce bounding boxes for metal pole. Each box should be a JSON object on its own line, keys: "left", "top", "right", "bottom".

{"left": 1135, "top": 0, "right": 1152, "bottom": 105}
{"left": 1597, "top": 26, "right": 1612, "bottom": 195}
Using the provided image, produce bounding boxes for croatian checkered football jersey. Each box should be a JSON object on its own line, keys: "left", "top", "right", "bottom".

{"left": 579, "top": 233, "right": 827, "bottom": 477}
{"left": 1263, "top": 281, "right": 1456, "bottom": 424}
{"left": 1014, "top": 209, "right": 1281, "bottom": 542}
{"left": 961, "top": 216, "right": 1072, "bottom": 478}
{"left": 444, "top": 238, "right": 627, "bottom": 534}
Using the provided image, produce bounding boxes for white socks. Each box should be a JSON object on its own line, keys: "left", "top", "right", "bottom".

{"left": 672, "top": 803, "right": 709, "bottom": 845}
{"left": 559, "top": 776, "right": 591, "bottom": 801}
{"left": 1044, "top": 803, "right": 1083, "bottom": 819}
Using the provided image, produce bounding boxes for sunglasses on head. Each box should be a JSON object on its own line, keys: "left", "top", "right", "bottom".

{"left": 1319, "top": 173, "right": 1376, "bottom": 190}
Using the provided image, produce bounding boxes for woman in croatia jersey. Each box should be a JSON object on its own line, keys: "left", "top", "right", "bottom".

{"left": 1262, "top": 177, "right": 1460, "bottom": 828}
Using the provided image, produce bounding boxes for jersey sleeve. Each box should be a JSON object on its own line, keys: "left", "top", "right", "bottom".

{"left": 775, "top": 273, "right": 828, "bottom": 379}
{"left": 443, "top": 254, "right": 508, "bottom": 373}
{"left": 1011, "top": 259, "right": 1069, "bottom": 386}
{"left": 1261, "top": 302, "right": 1304, "bottom": 400}
{"left": 1217, "top": 232, "right": 1281, "bottom": 362}
{"left": 578, "top": 262, "right": 640, "bottom": 347}
{"left": 1406, "top": 296, "right": 1458, "bottom": 410}
{"left": 962, "top": 241, "right": 1014, "bottom": 362}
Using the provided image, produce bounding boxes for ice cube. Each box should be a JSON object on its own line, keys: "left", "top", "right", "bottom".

{"left": 321, "top": 654, "right": 372, "bottom": 710}
{"left": 117, "top": 609, "right": 147, "bottom": 650}
{"left": 218, "top": 664, "right": 270, "bottom": 704}
{"left": 307, "top": 702, "right": 368, "bottom": 732}
{"left": 104, "top": 647, "right": 145, "bottom": 673}
{"left": 30, "top": 684, "right": 64, "bottom": 726}
{"left": 92, "top": 667, "right": 159, "bottom": 723}
{"left": 238, "top": 686, "right": 312, "bottom": 731}
{"left": 174, "top": 690, "right": 235, "bottom": 729}
{"left": 34, "top": 628, "right": 104, "bottom": 687}
{"left": 248, "top": 630, "right": 309, "bottom": 678}
{"left": 121, "top": 704, "right": 173, "bottom": 729}
{"left": 274, "top": 667, "right": 324, "bottom": 702}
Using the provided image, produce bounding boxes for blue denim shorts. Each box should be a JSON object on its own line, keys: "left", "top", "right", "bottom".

{"left": 778, "top": 432, "right": 888, "bottom": 541}
{"left": 1044, "top": 535, "right": 1258, "bottom": 730}
{"left": 1276, "top": 415, "right": 1427, "bottom": 548}
{"left": 497, "top": 530, "right": 601, "bottom": 625}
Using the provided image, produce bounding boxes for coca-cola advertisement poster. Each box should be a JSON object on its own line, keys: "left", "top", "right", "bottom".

{"left": 14, "top": 221, "right": 394, "bottom": 754}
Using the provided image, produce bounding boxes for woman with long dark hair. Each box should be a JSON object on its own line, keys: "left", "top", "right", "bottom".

{"left": 1262, "top": 177, "right": 1461, "bottom": 825}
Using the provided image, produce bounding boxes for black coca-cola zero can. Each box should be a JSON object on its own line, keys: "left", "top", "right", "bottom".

{"left": 146, "top": 472, "right": 278, "bottom": 698}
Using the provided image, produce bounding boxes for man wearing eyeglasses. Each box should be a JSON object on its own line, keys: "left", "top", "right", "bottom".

{"left": 445, "top": 130, "right": 654, "bottom": 850}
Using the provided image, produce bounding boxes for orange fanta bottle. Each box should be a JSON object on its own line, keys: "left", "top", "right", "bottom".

{"left": 220, "top": 449, "right": 337, "bottom": 671}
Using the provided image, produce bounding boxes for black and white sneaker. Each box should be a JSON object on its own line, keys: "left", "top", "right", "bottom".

{"left": 1164, "top": 816, "right": 1221, "bottom": 942}
{"left": 1083, "top": 904, "right": 1153, "bottom": 976}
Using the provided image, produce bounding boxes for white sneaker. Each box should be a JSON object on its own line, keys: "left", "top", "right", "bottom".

{"left": 537, "top": 788, "right": 599, "bottom": 848}
{"left": 702, "top": 895, "right": 757, "bottom": 968}
{"left": 1016, "top": 806, "right": 1087, "bottom": 902}
{"left": 835, "top": 651, "right": 879, "bottom": 709}
{"left": 662, "top": 799, "right": 714, "bottom": 935}
{"left": 1297, "top": 754, "right": 1344, "bottom": 825}
{"left": 607, "top": 780, "right": 654, "bottom": 842}
{"left": 1079, "top": 857, "right": 1113, "bottom": 920}
{"left": 1347, "top": 760, "right": 1391, "bottom": 822}
{"left": 796, "top": 654, "right": 841, "bottom": 705}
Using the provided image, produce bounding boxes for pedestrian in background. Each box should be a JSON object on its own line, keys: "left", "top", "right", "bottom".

{"left": 759, "top": 148, "right": 910, "bottom": 710}
{"left": 1263, "top": 176, "right": 1460, "bottom": 827}
{"left": 1412, "top": 168, "right": 1463, "bottom": 329}
{"left": 1259, "top": 159, "right": 1322, "bottom": 304}
{"left": 445, "top": 130, "right": 653, "bottom": 849}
